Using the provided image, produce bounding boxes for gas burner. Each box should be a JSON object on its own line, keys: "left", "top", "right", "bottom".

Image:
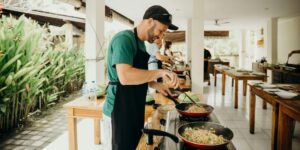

{"left": 179, "top": 115, "right": 209, "bottom": 122}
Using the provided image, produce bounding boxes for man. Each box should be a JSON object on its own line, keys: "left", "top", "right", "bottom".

{"left": 102, "top": 5, "right": 179, "bottom": 150}
{"left": 204, "top": 48, "right": 212, "bottom": 85}
{"left": 147, "top": 38, "right": 173, "bottom": 71}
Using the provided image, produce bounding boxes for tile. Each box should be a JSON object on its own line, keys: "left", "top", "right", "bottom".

{"left": 231, "top": 128, "right": 244, "bottom": 138}
{"left": 13, "top": 139, "right": 26, "bottom": 145}
{"left": 3, "top": 139, "right": 15, "bottom": 145}
{"left": 239, "top": 128, "right": 270, "bottom": 140}
{"left": 232, "top": 138, "right": 252, "bottom": 150}
{"left": 246, "top": 139, "right": 271, "bottom": 150}
{"left": 12, "top": 146, "right": 27, "bottom": 150}
{"left": 31, "top": 140, "right": 45, "bottom": 147}
{"left": 30, "top": 135, "right": 43, "bottom": 140}
{"left": 22, "top": 140, "right": 34, "bottom": 146}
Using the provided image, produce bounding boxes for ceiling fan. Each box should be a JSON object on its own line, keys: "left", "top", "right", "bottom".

{"left": 214, "top": 19, "right": 230, "bottom": 26}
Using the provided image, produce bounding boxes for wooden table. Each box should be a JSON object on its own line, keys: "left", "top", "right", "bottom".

{"left": 222, "top": 70, "right": 267, "bottom": 109}
{"left": 63, "top": 96, "right": 105, "bottom": 150}
{"left": 248, "top": 84, "right": 300, "bottom": 150}
{"left": 277, "top": 98, "right": 300, "bottom": 150}
{"left": 214, "top": 65, "right": 234, "bottom": 87}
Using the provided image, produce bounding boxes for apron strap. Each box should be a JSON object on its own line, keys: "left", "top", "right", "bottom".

{"left": 104, "top": 81, "right": 120, "bottom": 94}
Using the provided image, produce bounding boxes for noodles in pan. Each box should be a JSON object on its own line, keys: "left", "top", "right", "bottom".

{"left": 185, "top": 105, "right": 207, "bottom": 113}
{"left": 182, "top": 127, "right": 227, "bottom": 145}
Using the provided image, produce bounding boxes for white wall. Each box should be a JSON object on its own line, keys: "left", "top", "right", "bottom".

{"left": 278, "top": 16, "right": 300, "bottom": 64}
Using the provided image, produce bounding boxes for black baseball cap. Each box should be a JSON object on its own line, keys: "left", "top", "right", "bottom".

{"left": 143, "top": 5, "right": 178, "bottom": 30}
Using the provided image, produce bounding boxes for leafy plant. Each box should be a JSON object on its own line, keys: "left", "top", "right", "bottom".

{"left": 0, "top": 15, "right": 84, "bottom": 131}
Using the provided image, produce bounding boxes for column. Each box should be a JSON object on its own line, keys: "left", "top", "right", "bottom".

{"left": 266, "top": 18, "right": 278, "bottom": 64}
{"left": 85, "top": 0, "right": 106, "bottom": 85}
{"left": 65, "top": 22, "right": 73, "bottom": 49}
{"left": 190, "top": 0, "right": 204, "bottom": 94}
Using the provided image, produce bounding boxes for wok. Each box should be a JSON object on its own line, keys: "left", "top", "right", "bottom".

{"left": 166, "top": 95, "right": 214, "bottom": 118}
{"left": 178, "top": 122, "right": 234, "bottom": 149}
{"left": 142, "top": 122, "right": 233, "bottom": 149}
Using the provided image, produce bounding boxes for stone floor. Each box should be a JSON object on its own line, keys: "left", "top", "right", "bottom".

{"left": 0, "top": 92, "right": 81, "bottom": 150}
{"left": 0, "top": 75, "right": 300, "bottom": 150}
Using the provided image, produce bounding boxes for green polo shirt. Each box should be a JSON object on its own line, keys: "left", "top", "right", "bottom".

{"left": 103, "top": 30, "right": 146, "bottom": 117}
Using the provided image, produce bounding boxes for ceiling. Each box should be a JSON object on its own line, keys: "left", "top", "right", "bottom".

{"left": 105, "top": 0, "right": 300, "bottom": 30}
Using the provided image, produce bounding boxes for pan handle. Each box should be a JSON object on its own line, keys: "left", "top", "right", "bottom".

{"left": 142, "top": 128, "right": 179, "bottom": 145}
{"left": 166, "top": 95, "right": 180, "bottom": 105}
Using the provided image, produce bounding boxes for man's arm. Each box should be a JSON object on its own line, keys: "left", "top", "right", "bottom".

{"left": 116, "top": 64, "right": 179, "bottom": 87}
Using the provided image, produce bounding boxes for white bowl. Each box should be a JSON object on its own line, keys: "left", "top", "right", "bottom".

{"left": 275, "top": 91, "right": 298, "bottom": 99}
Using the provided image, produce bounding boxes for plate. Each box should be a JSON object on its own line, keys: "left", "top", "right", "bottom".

{"left": 252, "top": 72, "right": 266, "bottom": 76}
{"left": 259, "top": 84, "right": 277, "bottom": 89}
{"left": 275, "top": 91, "right": 298, "bottom": 99}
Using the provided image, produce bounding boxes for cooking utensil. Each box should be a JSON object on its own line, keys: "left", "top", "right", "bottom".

{"left": 183, "top": 92, "right": 201, "bottom": 107}
{"left": 166, "top": 95, "right": 214, "bottom": 118}
{"left": 178, "top": 122, "right": 234, "bottom": 149}
{"left": 142, "top": 122, "right": 233, "bottom": 149}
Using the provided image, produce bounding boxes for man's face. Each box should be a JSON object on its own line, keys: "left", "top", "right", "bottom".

{"left": 147, "top": 19, "right": 168, "bottom": 43}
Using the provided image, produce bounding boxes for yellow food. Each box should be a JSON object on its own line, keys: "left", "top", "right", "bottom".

{"left": 182, "top": 127, "right": 227, "bottom": 145}
{"left": 185, "top": 105, "right": 207, "bottom": 113}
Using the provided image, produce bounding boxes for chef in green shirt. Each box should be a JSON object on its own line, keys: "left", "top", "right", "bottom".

{"left": 101, "top": 5, "right": 179, "bottom": 150}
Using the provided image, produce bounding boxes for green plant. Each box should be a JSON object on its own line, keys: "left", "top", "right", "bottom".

{"left": 0, "top": 15, "right": 85, "bottom": 131}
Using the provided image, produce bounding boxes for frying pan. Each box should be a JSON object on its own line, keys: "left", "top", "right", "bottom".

{"left": 166, "top": 95, "right": 214, "bottom": 118}
{"left": 142, "top": 122, "right": 233, "bottom": 149}
{"left": 178, "top": 122, "right": 234, "bottom": 149}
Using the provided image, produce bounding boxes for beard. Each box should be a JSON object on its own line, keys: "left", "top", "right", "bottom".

{"left": 147, "top": 24, "right": 157, "bottom": 43}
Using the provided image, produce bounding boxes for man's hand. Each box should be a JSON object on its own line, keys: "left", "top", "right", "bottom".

{"left": 149, "top": 82, "right": 172, "bottom": 96}
{"left": 161, "top": 70, "right": 179, "bottom": 89}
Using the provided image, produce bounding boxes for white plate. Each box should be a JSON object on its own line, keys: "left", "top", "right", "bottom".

{"left": 259, "top": 84, "right": 277, "bottom": 89}
{"left": 275, "top": 91, "right": 298, "bottom": 99}
{"left": 252, "top": 72, "right": 266, "bottom": 76}
{"left": 263, "top": 89, "right": 281, "bottom": 93}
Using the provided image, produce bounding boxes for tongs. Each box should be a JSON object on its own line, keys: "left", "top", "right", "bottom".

{"left": 183, "top": 92, "right": 202, "bottom": 107}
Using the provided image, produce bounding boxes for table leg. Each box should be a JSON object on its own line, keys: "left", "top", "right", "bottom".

{"left": 214, "top": 69, "right": 217, "bottom": 87}
{"left": 68, "top": 117, "right": 77, "bottom": 150}
{"left": 222, "top": 73, "right": 226, "bottom": 95}
{"left": 232, "top": 78, "right": 234, "bottom": 87}
{"left": 278, "top": 105, "right": 293, "bottom": 150}
{"left": 234, "top": 78, "right": 239, "bottom": 109}
{"left": 249, "top": 89, "right": 256, "bottom": 133}
{"left": 271, "top": 103, "right": 279, "bottom": 150}
{"left": 94, "top": 119, "right": 101, "bottom": 144}
{"left": 243, "top": 80, "right": 247, "bottom": 96}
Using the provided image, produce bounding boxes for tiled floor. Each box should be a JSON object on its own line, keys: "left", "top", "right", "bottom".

{"left": 0, "top": 93, "right": 81, "bottom": 150}
{"left": 1, "top": 76, "right": 300, "bottom": 150}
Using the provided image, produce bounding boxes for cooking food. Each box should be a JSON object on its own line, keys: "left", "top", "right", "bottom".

{"left": 185, "top": 105, "right": 207, "bottom": 113}
{"left": 182, "top": 127, "right": 227, "bottom": 145}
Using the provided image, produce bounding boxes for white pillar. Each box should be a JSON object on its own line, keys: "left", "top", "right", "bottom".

{"left": 266, "top": 18, "right": 278, "bottom": 64}
{"left": 239, "top": 29, "right": 247, "bottom": 68}
{"left": 190, "top": 0, "right": 204, "bottom": 94}
{"left": 85, "top": 0, "right": 106, "bottom": 85}
{"left": 64, "top": 22, "right": 73, "bottom": 49}
{"left": 185, "top": 19, "right": 192, "bottom": 63}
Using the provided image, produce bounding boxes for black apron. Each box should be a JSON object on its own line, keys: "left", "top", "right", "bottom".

{"left": 111, "top": 28, "right": 150, "bottom": 150}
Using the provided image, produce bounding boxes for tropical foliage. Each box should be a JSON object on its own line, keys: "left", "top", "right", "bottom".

{"left": 0, "top": 15, "right": 84, "bottom": 131}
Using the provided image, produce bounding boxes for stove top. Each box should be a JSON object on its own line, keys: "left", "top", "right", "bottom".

{"left": 158, "top": 112, "right": 235, "bottom": 150}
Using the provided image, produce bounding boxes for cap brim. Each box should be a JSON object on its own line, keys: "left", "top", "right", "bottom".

{"left": 168, "top": 24, "right": 178, "bottom": 30}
